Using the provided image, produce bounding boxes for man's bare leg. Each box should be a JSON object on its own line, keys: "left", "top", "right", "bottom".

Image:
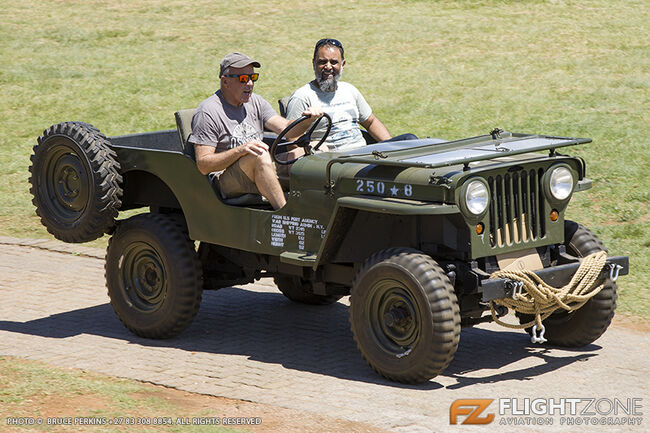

{"left": 239, "top": 152, "right": 286, "bottom": 210}
{"left": 275, "top": 147, "right": 305, "bottom": 188}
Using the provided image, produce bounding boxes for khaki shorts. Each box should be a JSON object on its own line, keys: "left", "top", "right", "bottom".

{"left": 218, "top": 159, "right": 260, "bottom": 198}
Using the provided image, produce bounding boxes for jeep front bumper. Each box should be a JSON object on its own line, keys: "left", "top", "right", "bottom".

{"left": 480, "top": 256, "right": 629, "bottom": 302}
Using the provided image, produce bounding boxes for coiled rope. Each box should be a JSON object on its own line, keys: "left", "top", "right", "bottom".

{"left": 488, "top": 251, "right": 609, "bottom": 341}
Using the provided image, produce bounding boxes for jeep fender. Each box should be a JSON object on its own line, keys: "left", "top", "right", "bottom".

{"left": 313, "top": 196, "right": 460, "bottom": 269}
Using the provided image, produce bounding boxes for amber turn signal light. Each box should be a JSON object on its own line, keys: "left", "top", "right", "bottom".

{"left": 550, "top": 210, "right": 559, "bottom": 222}
{"left": 476, "top": 223, "right": 485, "bottom": 235}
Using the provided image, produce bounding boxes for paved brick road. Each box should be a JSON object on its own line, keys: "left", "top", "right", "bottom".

{"left": 0, "top": 237, "right": 647, "bottom": 432}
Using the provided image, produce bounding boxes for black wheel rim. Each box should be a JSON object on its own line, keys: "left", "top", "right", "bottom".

{"left": 39, "top": 139, "right": 91, "bottom": 223}
{"left": 367, "top": 279, "right": 421, "bottom": 354}
{"left": 120, "top": 241, "right": 167, "bottom": 313}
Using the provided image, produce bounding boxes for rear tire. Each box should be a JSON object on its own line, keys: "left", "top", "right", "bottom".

{"left": 106, "top": 213, "right": 202, "bottom": 339}
{"left": 350, "top": 248, "right": 460, "bottom": 383}
{"left": 29, "top": 122, "right": 122, "bottom": 243}
{"left": 274, "top": 276, "right": 342, "bottom": 305}
{"left": 517, "top": 220, "right": 617, "bottom": 346}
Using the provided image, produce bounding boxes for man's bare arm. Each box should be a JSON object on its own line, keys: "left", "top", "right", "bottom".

{"left": 361, "top": 114, "right": 391, "bottom": 142}
{"left": 194, "top": 141, "right": 268, "bottom": 175}
{"left": 264, "top": 106, "right": 324, "bottom": 138}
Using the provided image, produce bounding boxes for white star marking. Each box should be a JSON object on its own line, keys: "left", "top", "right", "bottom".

{"left": 390, "top": 185, "right": 399, "bottom": 196}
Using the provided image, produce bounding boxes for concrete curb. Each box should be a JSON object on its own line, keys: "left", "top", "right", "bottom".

{"left": 0, "top": 236, "right": 105, "bottom": 259}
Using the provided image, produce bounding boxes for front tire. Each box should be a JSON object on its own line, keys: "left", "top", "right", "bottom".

{"left": 517, "top": 220, "right": 617, "bottom": 346}
{"left": 350, "top": 248, "right": 460, "bottom": 383}
{"left": 106, "top": 213, "right": 202, "bottom": 339}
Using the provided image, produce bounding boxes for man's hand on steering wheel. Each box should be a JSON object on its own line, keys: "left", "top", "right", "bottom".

{"left": 302, "top": 106, "right": 324, "bottom": 121}
{"left": 271, "top": 111, "right": 332, "bottom": 166}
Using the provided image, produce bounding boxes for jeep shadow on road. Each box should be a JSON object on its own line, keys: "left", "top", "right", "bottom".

{"left": 0, "top": 286, "right": 598, "bottom": 389}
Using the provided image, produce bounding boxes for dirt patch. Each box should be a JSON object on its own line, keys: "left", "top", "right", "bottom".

{"left": 39, "top": 395, "right": 109, "bottom": 416}
{"left": 612, "top": 313, "right": 650, "bottom": 333}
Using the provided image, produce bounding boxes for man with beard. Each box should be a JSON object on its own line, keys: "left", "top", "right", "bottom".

{"left": 285, "top": 38, "right": 394, "bottom": 152}
{"left": 190, "top": 52, "right": 322, "bottom": 210}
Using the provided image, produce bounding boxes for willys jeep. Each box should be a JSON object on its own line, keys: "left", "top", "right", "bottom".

{"left": 29, "top": 112, "right": 629, "bottom": 384}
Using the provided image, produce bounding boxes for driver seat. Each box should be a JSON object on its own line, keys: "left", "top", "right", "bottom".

{"left": 174, "top": 109, "right": 269, "bottom": 207}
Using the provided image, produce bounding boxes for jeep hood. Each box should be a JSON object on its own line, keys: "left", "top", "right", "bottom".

{"left": 330, "top": 131, "right": 590, "bottom": 168}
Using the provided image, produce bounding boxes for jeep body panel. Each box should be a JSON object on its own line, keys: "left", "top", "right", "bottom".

{"left": 109, "top": 130, "right": 593, "bottom": 267}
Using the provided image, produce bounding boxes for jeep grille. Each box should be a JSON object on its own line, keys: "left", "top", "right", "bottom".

{"left": 487, "top": 169, "right": 546, "bottom": 248}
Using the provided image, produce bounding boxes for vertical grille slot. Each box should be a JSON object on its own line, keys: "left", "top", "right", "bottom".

{"left": 488, "top": 168, "right": 545, "bottom": 248}
{"left": 537, "top": 168, "right": 546, "bottom": 237}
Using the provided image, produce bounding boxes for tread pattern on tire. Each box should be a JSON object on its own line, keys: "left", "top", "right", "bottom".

{"left": 106, "top": 213, "right": 202, "bottom": 339}
{"left": 350, "top": 247, "right": 461, "bottom": 383}
{"left": 518, "top": 220, "right": 617, "bottom": 347}
{"left": 29, "top": 122, "right": 123, "bottom": 243}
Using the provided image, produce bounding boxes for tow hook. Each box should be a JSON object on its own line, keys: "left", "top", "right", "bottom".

{"left": 608, "top": 263, "right": 622, "bottom": 283}
{"left": 531, "top": 324, "right": 547, "bottom": 344}
{"left": 504, "top": 279, "right": 524, "bottom": 300}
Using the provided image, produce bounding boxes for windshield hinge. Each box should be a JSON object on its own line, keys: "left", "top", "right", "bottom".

{"left": 490, "top": 127, "right": 504, "bottom": 139}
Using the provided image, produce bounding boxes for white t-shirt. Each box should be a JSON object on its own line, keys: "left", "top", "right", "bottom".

{"left": 286, "top": 81, "right": 372, "bottom": 151}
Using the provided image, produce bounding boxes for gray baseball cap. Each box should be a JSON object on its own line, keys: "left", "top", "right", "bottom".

{"left": 219, "top": 52, "right": 261, "bottom": 76}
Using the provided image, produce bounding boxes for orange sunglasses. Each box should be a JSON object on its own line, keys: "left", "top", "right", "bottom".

{"left": 223, "top": 73, "right": 259, "bottom": 83}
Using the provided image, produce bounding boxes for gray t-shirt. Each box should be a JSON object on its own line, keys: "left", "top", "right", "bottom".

{"left": 285, "top": 81, "right": 372, "bottom": 152}
{"left": 189, "top": 90, "right": 277, "bottom": 152}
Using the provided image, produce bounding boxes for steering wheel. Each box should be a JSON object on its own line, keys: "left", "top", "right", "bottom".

{"left": 271, "top": 113, "right": 332, "bottom": 165}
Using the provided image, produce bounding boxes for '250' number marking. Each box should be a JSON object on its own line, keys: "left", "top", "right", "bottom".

{"left": 356, "top": 179, "right": 412, "bottom": 197}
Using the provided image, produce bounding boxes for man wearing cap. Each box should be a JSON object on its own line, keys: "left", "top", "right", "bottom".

{"left": 189, "top": 52, "right": 321, "bottom": 210}
{"left": 285, "top": 39, "right": 395, "bottom": 152}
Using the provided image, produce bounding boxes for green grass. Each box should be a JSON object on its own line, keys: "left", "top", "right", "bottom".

{"left": 0, "top": 356, "right": 248, "bottom": 433}
{"left": 0, "top": 0, "right": 647, "bottom": 316}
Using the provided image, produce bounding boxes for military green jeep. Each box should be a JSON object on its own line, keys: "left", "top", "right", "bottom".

{"left": 29, "top": 112, "right": 628, "bottom": 384}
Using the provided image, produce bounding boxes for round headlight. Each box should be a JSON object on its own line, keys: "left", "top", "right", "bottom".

{"left": 465, "top": 180, "right": 489, "bottom": 215}
{"left": 549, "top": 166, "right": 574, "bottom": 200}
